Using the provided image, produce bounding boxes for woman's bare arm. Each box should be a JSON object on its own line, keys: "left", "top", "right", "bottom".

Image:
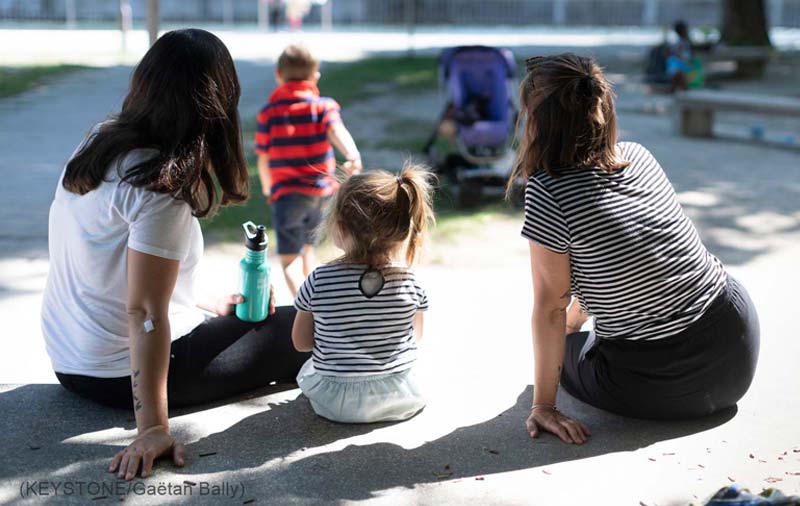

{"left": 109, "top": 248, "right": 185, "bottom": 479}
{"left": 526, "top": 241, "right": 590, "bottom": 444}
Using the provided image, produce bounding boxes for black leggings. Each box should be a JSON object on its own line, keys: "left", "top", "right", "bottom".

{"left": 55, "top": 306, "right": 311, "bottom": 410}
{"left": 560, "top": 276, "right": 760, "bottom": 420}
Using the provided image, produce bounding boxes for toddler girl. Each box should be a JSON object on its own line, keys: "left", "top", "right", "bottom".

{"left": 291, "top": 165, "right": 434, "bottom": 423}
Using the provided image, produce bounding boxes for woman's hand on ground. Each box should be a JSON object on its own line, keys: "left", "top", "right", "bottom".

{"left": 109, "top": 425, "right": 185, "bottom": 480}
{"left": 526, "top": 407, "right": 591, "bottom": 444}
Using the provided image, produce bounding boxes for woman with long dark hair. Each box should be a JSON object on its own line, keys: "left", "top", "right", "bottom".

{"left": 512, "top": 54, "right": 760, "bottom": 443}
{"left": 41, "top": 29, "right": 309, "bottom": 479}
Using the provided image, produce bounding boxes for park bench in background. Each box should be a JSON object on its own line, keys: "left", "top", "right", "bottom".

{"left": 697, "top": 45, "right": 772, "bottom": 79}
{"left": 674, "top": 90, "right": 800, "bottom": 138}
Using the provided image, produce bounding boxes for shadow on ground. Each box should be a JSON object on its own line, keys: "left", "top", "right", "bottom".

{"left": 0, "top": 383, "right": 735, "bottom": 504}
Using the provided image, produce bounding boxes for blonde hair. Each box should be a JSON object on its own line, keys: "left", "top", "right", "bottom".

{"left": 325, "top": 164, "right": 435, "bottom": 266}
{"left": 277, "top": 44, "right": 319, "bottom": 81}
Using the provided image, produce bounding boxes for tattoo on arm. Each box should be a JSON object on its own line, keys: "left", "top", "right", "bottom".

{"left": 132, "top": 369, "right": 142, "bottom": 411}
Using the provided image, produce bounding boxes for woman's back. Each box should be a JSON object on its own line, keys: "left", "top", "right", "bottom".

{"left": 523, "top": 142, "right": 727, "bottom": 341}
{"left": 41, "top": 149, "right": 204, "bottom": 377}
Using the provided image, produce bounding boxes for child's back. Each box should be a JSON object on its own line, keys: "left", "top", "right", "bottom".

{"left": 291, "top": 166, "right": 435, "bottom": 424}
{"left": 256, "top": 81, "right": 340, "bottom": 202}
{"left": 296, "top": 262, "right": 428, "bottom": 376}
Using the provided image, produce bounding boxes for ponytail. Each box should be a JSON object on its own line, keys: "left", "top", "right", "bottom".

{"left": 325, "top": 163, "right": 435, "bottom": 267}
{"left": 396, "top": 165, "right": 435, "bottom": 265}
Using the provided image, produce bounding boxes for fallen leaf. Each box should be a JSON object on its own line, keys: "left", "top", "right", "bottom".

{"left": 475, "top": 477, "right": 485, "bottom": 481}
{"left": 749, "top": 454, "right": 755, "bottom": 459}
{"left": 639, "top": 502, "right": 648, "bottom": 506}
{"left": 542, "top": 469, "right": 552, "bottom": 475}
{"left": 728, "top": 477, "right": 735, "bottom": 483}
{"left": 698, "top": 464, "right": 705, "bottom": 468}
{"left": 785, "top": 471, "right": 800, "bottom": 476}
{"left": 648, "top": 457, "right": 657, "bottom": 462}
{"left": 199, "top": 451, "right": 217, "bottom": 458}
{"left": 662, "top": 452, "right": 675, "bottom": 456}
{"left": 765, "top": 477, "right": 783, "bottom": 484}
{"left": 758, "top": 459, "right": 767, "bottom": 463}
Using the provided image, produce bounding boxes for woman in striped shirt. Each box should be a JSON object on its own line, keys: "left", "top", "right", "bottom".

{"left": 291, "top": 165, "right": 433, "bottom": 423}
{"left": 513, "top": 54, "right": 760, "bottom": 444}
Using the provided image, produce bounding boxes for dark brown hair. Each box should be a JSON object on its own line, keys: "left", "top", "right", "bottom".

{"left": 509, "top": 53, "right": 628, "bottom": 187}
{"left": 326, "top": 165, "right": 435, "bottom": 267}
{"left": 277, "top": 44, "right": 320, "bottom": 81}
{"left": 62, "top": 28, "right": 248, "bottom": 218}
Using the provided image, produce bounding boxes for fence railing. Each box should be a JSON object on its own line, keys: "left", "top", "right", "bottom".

{"left": 0, "top": 0, "right": 797, "bottom": 29}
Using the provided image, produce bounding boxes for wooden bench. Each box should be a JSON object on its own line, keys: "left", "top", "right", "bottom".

{"left": 697, "top": 45, "right": 772, "bottom": 79}
{"left": 674, "top": 90, "right": 800, "bottom": 138}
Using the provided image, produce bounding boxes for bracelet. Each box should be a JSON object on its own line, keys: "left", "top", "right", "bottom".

{"left": 531, "top": 403, "right": 557, "bottom": 412}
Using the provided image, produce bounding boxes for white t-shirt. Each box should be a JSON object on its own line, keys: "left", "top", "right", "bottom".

{"left": 41, "top": 148, "right": 205, "bottom": 378}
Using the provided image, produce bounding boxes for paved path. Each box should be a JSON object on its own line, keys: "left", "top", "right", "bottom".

{"left": 1, "top": 30, "right": 800, "bottom": 506}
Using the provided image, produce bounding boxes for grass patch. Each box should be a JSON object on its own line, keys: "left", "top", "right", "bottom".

{"left": 0, "top": 65, "right": 89, "bottom": 99}
{"left": 318, "top": 56, "right": 437, "bottom": 107}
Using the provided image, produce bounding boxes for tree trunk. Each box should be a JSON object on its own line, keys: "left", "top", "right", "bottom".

{"left": 721, "top": 0, "right": 772, "bottom": 47}
{"left": 146, "top": 0, "right": 159, "bottom": 47}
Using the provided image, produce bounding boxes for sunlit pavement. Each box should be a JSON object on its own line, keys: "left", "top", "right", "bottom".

{"left": 1, "top": 28, "right": 799, "bottom": 506}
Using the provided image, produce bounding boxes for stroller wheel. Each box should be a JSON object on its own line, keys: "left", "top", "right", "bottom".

{"left": 457, "top": 180, "right": 483, "bottom": 208}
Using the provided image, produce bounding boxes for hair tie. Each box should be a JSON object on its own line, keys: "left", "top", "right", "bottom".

{"left": 396, "top": 176, "right": 403, "bottom": 186}
{"left": 579, "top": 74, "right": 594, "bottom": 97}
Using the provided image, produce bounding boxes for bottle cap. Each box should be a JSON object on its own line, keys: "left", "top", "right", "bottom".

{"left": 243, "top": 221, "right": 268, "bottom": 251}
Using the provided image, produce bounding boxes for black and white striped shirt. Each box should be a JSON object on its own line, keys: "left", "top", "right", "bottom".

{"left": 295, "top": 262, "right": 429, "bottom": 376}
{"left": 522, "top": 142, "right": 727, "bottom": 341}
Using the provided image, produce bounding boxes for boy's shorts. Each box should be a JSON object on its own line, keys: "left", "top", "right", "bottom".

{"left": 271, "top": 193, "right": 328, "bottom": 255}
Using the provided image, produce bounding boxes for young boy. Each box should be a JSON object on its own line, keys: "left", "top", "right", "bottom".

{"left": 255, "top": 44, "right": 361, "bottom": 296}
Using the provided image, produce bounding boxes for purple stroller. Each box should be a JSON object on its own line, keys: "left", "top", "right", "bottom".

{"left": 424, "top": 46, "right": 519, "bottom": 207}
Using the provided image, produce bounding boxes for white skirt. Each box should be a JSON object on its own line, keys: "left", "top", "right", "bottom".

{"left": 296, "top": 359, "right": 426, "bottom": 423}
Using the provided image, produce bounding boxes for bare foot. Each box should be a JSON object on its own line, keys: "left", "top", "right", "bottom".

{"left": 566, "top": 297, "right": 590, "bottom": 333}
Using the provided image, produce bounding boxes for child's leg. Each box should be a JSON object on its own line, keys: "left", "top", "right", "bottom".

{"left": 280, "top": 253, "right": 303, "bottom": 297}
{"left": 301, "top": 245, "right": 314, "bottom": 278}
{"left": 271, "top": 194, "right": 310, "bottom": 298}
{"left": 298, "top": 195, "right": 326, "bottom": 279}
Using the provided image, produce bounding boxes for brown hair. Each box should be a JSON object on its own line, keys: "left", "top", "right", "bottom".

{"left": 277, "top": 44, "right": 320, "bottom": 81}
{"left": 62, "top": 29, "right": 248, "bottom": 218}
{"left": 509, "top": 53, "right": 628, "bottom": 188}
{"left": 326, "top": 164, "right": 435, "bottom": 267}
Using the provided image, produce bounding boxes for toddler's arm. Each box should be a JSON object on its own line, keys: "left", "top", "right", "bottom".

{"left": 413, "top": 312, "right": 425, "bottom": 343}
{"left": 257, "top": 154, "right": 271, "bottom": 198}
{"left": 291, "top": 310, "right": 315, "bottom": 352}
{"left": 328, "top": 122, "right": 361, "bottom": 176}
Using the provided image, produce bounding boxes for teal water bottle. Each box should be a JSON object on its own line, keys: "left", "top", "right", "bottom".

{"left": 235, "top": 221, "right": 271, "bottom": 322}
